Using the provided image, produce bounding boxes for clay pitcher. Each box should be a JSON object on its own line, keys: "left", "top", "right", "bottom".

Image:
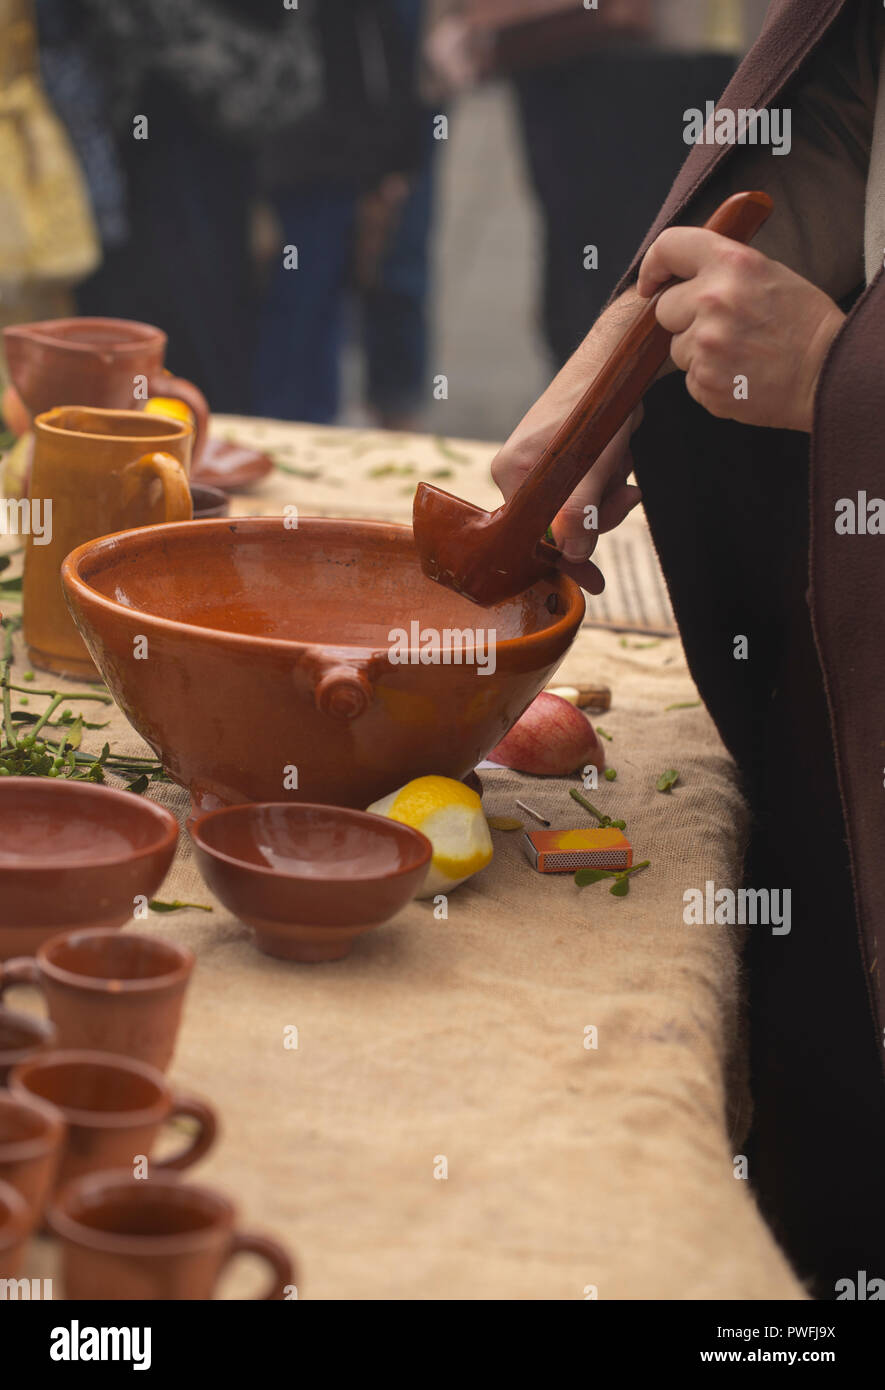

{"left": 23, "top": 406, "right": 193, "bottom": 680}
{"left": 3, "top": 317, "right": 208, "bottom": 460}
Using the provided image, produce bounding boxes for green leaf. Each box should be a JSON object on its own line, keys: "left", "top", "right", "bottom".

{"left": 0, "top": 576, "right": 23, "bottom": 593}
{"left": 664, "top": 701, "right": 701, "bottom": 711}
{"left": 574, "top": 868, "right": 614, "bottom": 887}
{"left": 656, "top": 769, "right": 679, "bottom": 793}
{"left": 609, "top": 877, "right": 630, "bottom": 896}
{"left": 0, "top": 556, "right": 10, "bottom": 574}
{"left": 604, "top": 768, "right": 617, "bottom": 782}
{"left": 125, "top": 774, "right": 150, "bottom": 795}
{"left": 148, "top": 899, "right": 213, "bottom": 914}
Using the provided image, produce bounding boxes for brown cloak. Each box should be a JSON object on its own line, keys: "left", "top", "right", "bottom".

{"left": 611, "top": 0, "right": 885, "bottom": 1285}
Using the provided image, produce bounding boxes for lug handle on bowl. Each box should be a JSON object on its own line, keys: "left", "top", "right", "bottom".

{"left": 314, "top": 664, "right": 373, "bottom": 720}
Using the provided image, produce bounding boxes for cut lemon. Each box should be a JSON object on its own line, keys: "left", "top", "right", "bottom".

{"left": 367, "top": 775, "right": 493, "bottom": 899}
{"left": 143, "top": 396, "right": 194, "bottom": 426}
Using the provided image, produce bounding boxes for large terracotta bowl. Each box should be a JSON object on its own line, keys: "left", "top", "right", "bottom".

{"left": 61, "top": 518, "right": 585, "bottom": 812}
{"left": 0, "top": 780, "right": 179, "bottom": 959}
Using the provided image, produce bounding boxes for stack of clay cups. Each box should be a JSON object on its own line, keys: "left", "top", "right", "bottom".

{"left": 0, "top": 927, "right": 294, "bottom": 1299}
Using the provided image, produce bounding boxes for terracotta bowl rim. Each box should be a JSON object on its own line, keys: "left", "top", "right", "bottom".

{"left": 35, "top": 927, "right": 195, "bottom": 995}
{"left": 61, "top": 516, "right": 586, "bottom": 657}
{"left": 47, "top": 1168, "right": 235, "bottom": 1256}
{"left": 0, "top": 778, "right": 179, "bottom": 871}
{"left": 10, "top": 1048, "right": 173, "bottom": 1129}
{"left": 190, "top": 801, "right": 433, "bottom": 885}
{"left": 0, "top": 1177, "right": 31, "bottom": 1249}
{"left": 3, "top": 316, "right": 165, "bottom": 354}
{"left": 0, "top": 1088, "right": 66, "bottom": 1162}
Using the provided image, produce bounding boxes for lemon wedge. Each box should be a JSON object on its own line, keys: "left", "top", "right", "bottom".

{"left": 143, "top": 396, "right": 194, "bottom": 426}
{"left": 367, "top": 775, "right": 493, "bottom": 898}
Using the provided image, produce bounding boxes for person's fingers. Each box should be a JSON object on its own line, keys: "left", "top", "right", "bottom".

{"left": 598, "top": 480, "right": 642, "bottom": 533}
{"left": 637, "top": 226, "right": 741, "bottom": 298}
{"left": 550, "top": 415, "right": 637, "bottom": 560}
{"left": 556, "top": 555, "right": 606, "bottom": 595}
{"left": 653, "top": 279, "right": 699, "bottom": 336}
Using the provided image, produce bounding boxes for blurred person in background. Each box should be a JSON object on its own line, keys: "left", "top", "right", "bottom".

{"left": 41, "top": 0, "right": 322, "bottom": 414}
{"left": 0, "top": 0, "right": 98, "bottom": 344}
{"left": 252, "top": 0, "right": 434, "bottom": 426}
{"left": 427, "top": 1, "right": 768, "bottom": 367}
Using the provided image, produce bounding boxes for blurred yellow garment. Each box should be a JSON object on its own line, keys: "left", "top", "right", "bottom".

{"left": 0, "top": 0, "right": 99, "bottom": 286}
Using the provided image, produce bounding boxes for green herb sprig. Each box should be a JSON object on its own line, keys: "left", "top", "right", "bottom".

{"left": 575, "top": 860, "right": 650, "bottom": 897}
{"left": 570, "top": 787, "right": 626, "bottom": 831}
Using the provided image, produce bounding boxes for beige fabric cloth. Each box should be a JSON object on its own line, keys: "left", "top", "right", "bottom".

{"left": 7, "top": 419, "right": 805, "bottom": 1299}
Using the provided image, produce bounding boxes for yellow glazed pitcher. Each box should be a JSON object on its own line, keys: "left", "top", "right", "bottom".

{"left": 23, "top": 406, "right": 193, "bottom": 679}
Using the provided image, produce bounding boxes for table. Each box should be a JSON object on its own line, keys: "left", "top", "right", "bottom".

{"left": 7, "top": 417, "right": 804, "bottom": 1299}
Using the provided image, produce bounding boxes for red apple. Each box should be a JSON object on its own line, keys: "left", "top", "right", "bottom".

{"left": 487, "top": 691, "right": 606, "bottom": 776}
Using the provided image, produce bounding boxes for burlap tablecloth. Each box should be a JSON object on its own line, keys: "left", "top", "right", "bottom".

{"left": 7, "top": 418, "right": 805, "bottom": 1299}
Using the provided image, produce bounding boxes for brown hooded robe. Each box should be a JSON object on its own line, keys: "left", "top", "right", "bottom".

{"left": 612, "top": 0, "right": 885, "bottom": 1291}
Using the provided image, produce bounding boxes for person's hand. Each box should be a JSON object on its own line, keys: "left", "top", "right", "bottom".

{"left": 491, "top": 396, "right": 643, "bottom": 596}
{"left": 638, "top": 228, "right": 845, "bottom": 431}
{"left": 424, "top": 16, "right": 487, "bottom": 94}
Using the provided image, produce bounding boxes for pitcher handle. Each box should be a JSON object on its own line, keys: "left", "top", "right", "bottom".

{"left": 122, "top": 451, "right": 193, "bottom": 524}
{"left": 147, "top": 370, "right": 209, "bottom": 464}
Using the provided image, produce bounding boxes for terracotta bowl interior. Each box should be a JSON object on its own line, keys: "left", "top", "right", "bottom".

{"left": 0, "top": 1091, "right": 61, "bottom": 1153}
{"left": 193, "top": 804, "right": 430, "bottom": 884}
{"left": 70, "top": 521, "right": 571, "bottom": 646}
{"left": 53, "top": 1172, "right": 227, "bottom": 1242}
{"left": 0, "top": 781, "right": 175, "bottom": 870}
{"left": 17, "top": 1056, "right": 162, "bottom": 1115}
{"left": 43, "top": 931, "right": 186, "bottom": 984}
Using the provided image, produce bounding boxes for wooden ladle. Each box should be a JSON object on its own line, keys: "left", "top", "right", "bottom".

{"left": 413, "top": 189, "right": 773, "bottom": 606}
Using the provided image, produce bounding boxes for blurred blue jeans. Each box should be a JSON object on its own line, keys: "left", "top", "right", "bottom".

{"left": 252, "top": 0, "right": 433, "bottom": 424}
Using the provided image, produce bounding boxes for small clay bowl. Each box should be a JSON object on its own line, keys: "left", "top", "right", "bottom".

{"left": 0, "top": 1007, "right": 58, "bottom": 1084}
{"left": 189, "top": 482, "right": 229, "bottom": 520}
{"left": 0, "top": 780, "right": 179, "bottom": 959}
{"left": 190, "top": 803, "right": 432, "bottom": 962}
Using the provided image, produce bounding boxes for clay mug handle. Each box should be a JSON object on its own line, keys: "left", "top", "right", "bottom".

{"left": 224, "top": 1231, "right": 295, "bottom": 1300}
{"left": 122, "top": 451, "right": 193, "bottom": 525}
{"left": 154, "top": 1093, "right": 217, "bottom": 1171}
{"left": 147, "top": 369, "right": 209, "bottom": 464}
{"left": 0, "top": 956, "right": 45, "bottom": 1003}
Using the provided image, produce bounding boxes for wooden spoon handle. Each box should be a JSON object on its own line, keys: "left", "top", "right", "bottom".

{"left": 500, "top": 190, "right": 773, "bottom": 545}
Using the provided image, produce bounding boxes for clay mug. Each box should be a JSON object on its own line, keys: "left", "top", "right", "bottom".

{"left": 0, "top": 1006, "right": 57, "bottom": 1083}
{"left": 3, "top": 317, "right": 209, "bottom": 460}
{"left": 49, "top": 1169, "right": 295, "bottom": 1300}
{"left": 0, "top": 1178, "right": 31, "bottom": 1280}
{"left": 9, "top": 1049, "right": 217, "bottom": 1197}
{"left": 0, "top": 1091, "right": 66, "bottom": 1229}
{"left": 23, "top": 405, "right": 193, "bottom": 679}
{"left": 0, "top": 929, "right": 195, "bottom": 1074}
